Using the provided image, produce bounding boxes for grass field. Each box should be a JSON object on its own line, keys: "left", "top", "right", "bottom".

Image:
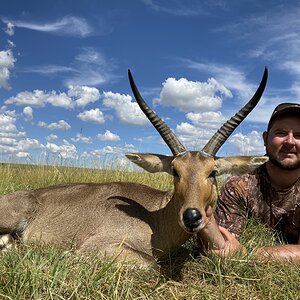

{"left": 0, "top": 163, "right": 299, "bottom": 299}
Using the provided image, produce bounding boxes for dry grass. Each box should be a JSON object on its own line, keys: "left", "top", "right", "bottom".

{"left": 0, "top": 163, "right": 299, "bottom": 299}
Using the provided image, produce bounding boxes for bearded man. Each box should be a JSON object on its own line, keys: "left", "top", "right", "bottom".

{"left": 199, "top": 103, "right": 300, "bottom": 263}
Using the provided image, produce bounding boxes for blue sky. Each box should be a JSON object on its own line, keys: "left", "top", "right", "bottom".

{"left": 0, "top": 0, "right": 299, "bottom": 167}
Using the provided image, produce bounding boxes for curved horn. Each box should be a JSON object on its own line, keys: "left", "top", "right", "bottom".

{"left": 128, "top": 69, "right": 186, "bottom": 156}
{"left": 202, "top": 67, "right": 268, "bottom": 156}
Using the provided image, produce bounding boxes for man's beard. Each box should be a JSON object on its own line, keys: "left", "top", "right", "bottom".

{"left": 266, "top": 147, "right": 300, "bottom": 170}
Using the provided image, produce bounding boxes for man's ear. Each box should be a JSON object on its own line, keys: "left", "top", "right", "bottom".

{"left": 215, "top": 156, "right": 268, "bottom": 176}
{"left": 262, "top": 131, "right": 268, "bottom": 147}
{"left": 125, "top": 153, "right": 174, "bottom": 174}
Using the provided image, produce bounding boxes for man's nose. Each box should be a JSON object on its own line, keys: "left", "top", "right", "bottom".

{"left": 285, "top": 131, "right": 296, "bottom": 145}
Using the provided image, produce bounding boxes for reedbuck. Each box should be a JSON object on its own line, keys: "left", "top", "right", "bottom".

{"left": 0, "top": 68, "right": 268, "bottom": 267}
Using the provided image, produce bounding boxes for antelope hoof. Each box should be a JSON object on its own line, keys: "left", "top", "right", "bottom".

{"left": 183, "top": 208, "right": 202, "bottom": 232}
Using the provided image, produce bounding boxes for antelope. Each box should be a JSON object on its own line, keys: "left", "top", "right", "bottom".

{"left": 0, "top": 68, "right": 268, "bottom": 267}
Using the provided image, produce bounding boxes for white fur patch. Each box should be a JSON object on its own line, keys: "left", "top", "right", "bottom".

{"left": 0, "top": 234, "right": 15, "bottom": 251}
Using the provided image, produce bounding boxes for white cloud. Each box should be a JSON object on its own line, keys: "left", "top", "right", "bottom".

{"left": 5, "top": 85, "right": 100, "bottom": 109}
{"left": 71, "top": 133, "right": 92, "bottom": 144}
{"left": 45, "top": 140, "right": 78, "bottom": 159}
{"left": 159, "top": 77, "right": 231, "bottom": 112}
{"left": 0, "top": 112, "right": 17, "bottom": 132}
{"left": 140, "top": 0, "right": 222, "bottom": 16}
{"left": 186, "top": 111, "right": 227, "bottom": 129}
{"left": 7, "top": 40, "right": 15, "bottom": 48}
{"left": 0, "top": 137, "right": 41, "bottom": 158}
{"left": 20, "top": 48, "right": 117, "bottom": 88}
{"left": 77, "top": 108, "right": 105, "bottom": 124}
{"left": 68, "top": 85, "right": 100, "bottom": 107}
{"left": 0, "top": 137, "right": 15, "bottom": 146}
{"left": 18, "top": 138, "right": 41, "bottom": 152}
{"left": 103, "top": 91, "right": 149, "bottom": 125}
{"left": 46, "top": 92, "right": 74, "bottom": 108}
{"left": 174, "top": 111, "right": 229, "bottom": 150}
{"left": 23, "top": 106, "right": 33, "bottom": 122}
{"left": 65, "top": 48, "right": 118, "bottom": 87}
{"left": 38, "top": 120, "right": 71, "bottom": 131}
{"left": 5, "top": 22, "right": 15, "bottom": 36}
{"left": 0, "top": 49, "right": 16, "bottom": 89}
{"left": 46, "top": 134, "right": 58, "bottom": 141}
{"left": 2, "top": 16, "right": 93, "bottom": 37}
{"left": 5, "top": 90, "right": 73, "bottom": 108}
{"left": 97, "top": 130, "right": 120, "bottom": 142}
{"left": 91, "top": 145, "right": 131, "bottom": 156}
{"left": 0, "top": 111, "right": 41, "bottom": 158}
{"left": 178, "top": 59, "right": 264, "bottom": 102}
{"left": 228, "top": 131, "right": 265, "bottom": 155}
{"left": 175, "top": 122, "right": 212, "bottom": 150}
{"left": 27, "top": 65, "right": 74, "bottom": 75}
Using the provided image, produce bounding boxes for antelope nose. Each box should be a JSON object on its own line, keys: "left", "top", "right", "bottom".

{"left": 183, "top": 208, "right": 202, "bottom": 231}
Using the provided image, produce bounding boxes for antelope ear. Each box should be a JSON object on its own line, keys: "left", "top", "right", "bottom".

{"left": 215, "top": 156, "right": 268, "bottom": 176}
{"left": 125, "top": 153, "right": 174, "bottom": 174}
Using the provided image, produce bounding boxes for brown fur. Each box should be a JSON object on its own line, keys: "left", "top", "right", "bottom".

{"left": 0, "top": 153, "right": 268, "bottom": 267}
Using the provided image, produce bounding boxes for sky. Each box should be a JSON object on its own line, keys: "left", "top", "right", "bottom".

{"left": 0, "top": 0, "right": 299, "bottom": 168}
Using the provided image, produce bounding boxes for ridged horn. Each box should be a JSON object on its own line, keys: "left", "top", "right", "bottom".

{"left": 202, "top": 67, "right": 268, "bottom": 156}
{"left": 128, "top": 69, "right": 186, "bottom": 156}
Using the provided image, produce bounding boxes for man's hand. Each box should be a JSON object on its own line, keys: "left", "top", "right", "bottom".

{"left": 198, "top": 206, "right": 246, "bottom": 257}
{"left": 211, "top": 226, "right": 247, "bottom": 258}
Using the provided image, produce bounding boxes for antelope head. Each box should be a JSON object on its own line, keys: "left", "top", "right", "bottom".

{"left": 126, "top": 68, "right": 268, "bottom": 234}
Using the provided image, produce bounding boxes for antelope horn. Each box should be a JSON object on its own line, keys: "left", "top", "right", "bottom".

{"left": 128, "top": 69, "right": 186, "bottom": 156}
{"left": 202, "top": 67, "right": 268, "bottom": 156}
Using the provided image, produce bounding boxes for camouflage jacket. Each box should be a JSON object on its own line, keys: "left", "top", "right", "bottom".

{"left": 215, "top": 165, "right": 300, "bottom": 243}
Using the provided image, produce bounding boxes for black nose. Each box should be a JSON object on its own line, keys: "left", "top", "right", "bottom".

{"left": 183, "top": 208, "right": 202, "bottom": 231}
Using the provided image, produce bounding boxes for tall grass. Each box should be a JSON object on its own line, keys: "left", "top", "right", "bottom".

{"left": 0, "top": 163, "right": 299, "bottom": 299}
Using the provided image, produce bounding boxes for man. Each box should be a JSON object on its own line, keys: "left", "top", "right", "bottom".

{"left": 199, "top": 102, "right": 300, "bottom": 263}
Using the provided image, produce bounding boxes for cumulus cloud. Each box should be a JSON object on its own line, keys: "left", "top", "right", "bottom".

{"left": 228, "top": 131, "right": 265, "bottom": 155}
{"left": 23, "top": 106, "right": 33, "bottom": 122}
{"left": 2, "top": 16, "right": 93, "bottom": 37}
{"left": 186, "top": 111, "right": 227, "bottom": 129}
{"left": 38, "top": 120, "right": 71, "bottom": 131}
{"left": 71, "top": 133, "right": 92, "bottom": 144}
{"left": 0, "top": 49, "right": 16, "bottom": 89}
{"left": 91, "top": 145, "right": 136, "bottom": 156}
{"left": 5, "top": 90, "right": 73, "bottom": 108}
{"left": 45, "top": 140, "right": 78, "bottom": 159}
{"left": 173, "top": 110, "right": 229, "bottom": 150}
{"left": 77, "top": 108, "right": 105, "bottom": 124}
{"left": 103, "top": 91, "right": 149, "bottom": 125}
{"left": 0, "top": 111, "right": 41, "bottom": 157}
{"left": 97, "top": 130, "right": 120, "bottom": 142}
{"left": 176, "top": 59, "right": 265, "bottom": 104}
{"left": 68, "top": 85, "right": 100, "bottom": 107}
{"left": 159, "top": 77, "right": 231, "bottom": 112}
{"left": 46, "top": 134, "right": 58, "bottom": 141}
{"left": 0, "top": 111, "right": 17, "bottom": 132}
{"left": 5, "top": 85, "right": 100, "bottom": 109}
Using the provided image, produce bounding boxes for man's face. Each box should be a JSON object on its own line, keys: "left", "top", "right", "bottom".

{"left": 263, "top": 115, "right": 300, "bottom": 170}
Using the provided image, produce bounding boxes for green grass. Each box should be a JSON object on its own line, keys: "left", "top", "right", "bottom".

{"left": 0, "top": 163, "right": 299, "bottom": 299}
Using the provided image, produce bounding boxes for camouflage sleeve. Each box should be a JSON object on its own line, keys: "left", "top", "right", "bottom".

{"left": 215, "top": 176, "right": 249, "bottom": 236}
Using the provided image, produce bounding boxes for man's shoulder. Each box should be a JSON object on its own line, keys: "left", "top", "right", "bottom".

{"left": 223, "top": 165, "right": 262, "bottom": 187}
